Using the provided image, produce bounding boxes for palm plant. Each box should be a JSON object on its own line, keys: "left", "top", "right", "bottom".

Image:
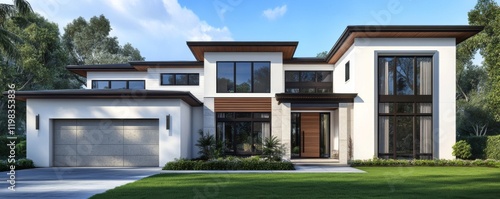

{"left": 0, "top": 0, "right": 32, "bottom": 60}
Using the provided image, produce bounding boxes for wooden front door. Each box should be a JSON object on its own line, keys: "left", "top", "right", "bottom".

{"left": 300, "top": 113, "right": 320, "bottom": 157}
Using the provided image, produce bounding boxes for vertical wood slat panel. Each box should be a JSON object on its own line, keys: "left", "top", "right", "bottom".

{"left": 301, "top": 113, "right": 320, "bottom": 158}
{"left": 214, "top": 97, "right": 272, "bottom": 112}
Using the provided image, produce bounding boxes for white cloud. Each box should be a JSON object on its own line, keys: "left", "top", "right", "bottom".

{"left": 262, "top": 5, "right": 287, "bottom": 21}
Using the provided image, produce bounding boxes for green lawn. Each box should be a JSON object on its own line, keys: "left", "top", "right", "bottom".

{"left": 91, "top": 167, "right": 500, "bottom": 199}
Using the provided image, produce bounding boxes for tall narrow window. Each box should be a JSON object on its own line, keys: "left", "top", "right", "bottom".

{"left": 378, "top": 56, "right": 432, "bottom": 159}
{"left": 345, "top": 61, "right": 350, "bottom": 82}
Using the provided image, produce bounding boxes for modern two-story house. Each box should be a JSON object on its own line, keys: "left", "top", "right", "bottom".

{"left": 13, "top": 25, "right": 483, "bottom": 167}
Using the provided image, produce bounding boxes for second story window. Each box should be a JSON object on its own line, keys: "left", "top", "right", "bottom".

{"left": 345, "top": 61, "right": 350, "bottom": 82}
{"left": 217, "top": 61, "right": 270, "bottom": 93}
{"left": 161, "top": 73, "right": 199, "bottom": 85}
{"left": 92, "top": 80, "right": 145, "bottom": 89}
{"left": 285, "top": 71, "right": 333, "bottom": 93}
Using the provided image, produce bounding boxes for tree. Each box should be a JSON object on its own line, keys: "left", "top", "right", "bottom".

{"left": 0, "top": 13, "right": 79, "bottom": 134}
{"left": 0, "top": 0, "right": 32, "bottom": 60}
{"left": 62, "top": 15, "right": 144, "bottom": 66}
{"left": 316, "top": 51, "right": 328, "bottom": 58}
{"left": 467, "top": 0, "right": 500, "bottom": 121}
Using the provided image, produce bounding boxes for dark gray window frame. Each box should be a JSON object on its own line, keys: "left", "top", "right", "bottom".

{"left": 160, "top": 73, "right": 199, "bottom": 86}
{"left": 91, "top": 80, "right": 145, "bottom": 89}
{"left": 284, "top": 71, "right": 333, "bottom": 93}
{"left": 345, "top": 61, "right": 350, "bottom": 82}
{"left": 216, "top": 61, "right": 271, "bottom": 93}
{"left": 377, "top": 56, "right": 433, "bottom": 159}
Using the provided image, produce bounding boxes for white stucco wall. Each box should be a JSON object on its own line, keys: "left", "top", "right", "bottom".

{"left": 26, "top": 98, "right": 192, "bottom": 167}
{"left": 337, "top": 37, "right": 457, "bottom": 160}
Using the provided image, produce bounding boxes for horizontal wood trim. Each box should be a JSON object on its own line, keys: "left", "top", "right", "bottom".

{"left": 214, "top": 97, "right": 272, "bottom": 112}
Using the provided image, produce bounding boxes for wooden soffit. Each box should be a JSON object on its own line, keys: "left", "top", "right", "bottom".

{"left": 214, "top": 97, "right": 272, "bottom": 112}
{"left": 187, "top": 41, "right": 298, "bottom": 61}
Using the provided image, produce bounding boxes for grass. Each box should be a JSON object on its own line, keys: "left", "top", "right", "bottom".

{"left": 91, "top": 167, "right": 500, "bottom": 199}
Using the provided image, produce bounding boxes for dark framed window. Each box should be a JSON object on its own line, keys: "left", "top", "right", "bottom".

{"left": 91, "top": 80, "right": 145, "bottom": 89}
{"left": 216, "top": 62, "right": 270, "bottom": 93}
{"left": 216, "top": 112, "right": 271, "bottom": 156}
{"left": 345, "top": 61, "right": 350, "bottom": 82}
{"left": 161, "top": 73, "right": 199, "bottom": 85}
{"left": 285, "top": 71, "right": 333, "bottom": 93}
{"left": 378, "top": 56, "right": 433, "bottom": 159}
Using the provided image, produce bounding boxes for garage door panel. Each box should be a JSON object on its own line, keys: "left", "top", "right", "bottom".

{"left": 53, "top": 119, "right": 158, "bottom": 167}
{"left": 54, "top": 145, "right": 77, "bottom": 156}
{"left": 123, "top": 130, "right": 159, "bottom": 144}
{"left": 54, "top": 155, "right": 77, "bottom": 167}
{"left": 77, "top": 156, "right": 124, "bottom": 167}
{"left": 124, "top": 145, "right": 159, "bottom": 156}
{"left": 54, "top": 130, "right": 77, "bottom": 144}
{"left": 124, "top": 120, "right": 159, "bottom": 130}
{"left": 124, "top": 156, "right": 159, "bottom": 167}
{"left": 54, "top": 120, "right": 77, "bottom": 130}
{"left": 76, "top": 145, "right": 124, "bottom": 156}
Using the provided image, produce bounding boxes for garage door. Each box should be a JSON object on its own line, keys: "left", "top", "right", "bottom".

{"left": 53, "top": 119, "right": 159, "bottom": 167}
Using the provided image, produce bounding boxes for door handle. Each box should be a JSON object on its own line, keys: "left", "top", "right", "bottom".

{"left": 302, "top": 131, "right": 305, "bottom": 153}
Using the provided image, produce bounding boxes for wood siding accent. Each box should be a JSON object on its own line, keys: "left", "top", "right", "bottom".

{"left": 214, "top": 98, "right": 272, "bottom": 112}
{"left": 300, "top": 113, "right": 320, "bottom": 158}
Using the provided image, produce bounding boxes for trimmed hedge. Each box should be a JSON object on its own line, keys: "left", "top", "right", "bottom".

{"left": 0, "top": 158, "right": 35, "bottom": 171}
{"left": 350, "top": 159, "right": 500, "bottom": 168}
{"left": 486, "top": 135, "right": 500, "bottom": 159}
{"left": 163, "top": 157, "right": 295, "bottom": 170}
{"left": 459, "top": 135, "right": 500, "bottom": 160}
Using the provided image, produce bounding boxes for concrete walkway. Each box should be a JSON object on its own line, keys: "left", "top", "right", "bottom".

{"left": 0, "top": 166, "right": 364, "bottom": 199}
{"left": 161, "top": 166, "right": 366, "bottom": 173}
{"left": 0, "top": 167, "right": 161, "bottom": 199}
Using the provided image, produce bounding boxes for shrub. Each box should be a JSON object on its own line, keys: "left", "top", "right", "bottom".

{"left": 459, "top": 136, "right": 487, "bottom": 159}
{"left": 16, "top": 158, "right": 35, "bottom": 169}
{"left": 163, "top": 157, "right": 295, "bottom": 170}
{"left": 262, "top": 136, "right": 285, "bottom": 161}
{"left": 453, "top": 140, "right": 472, "bottom": 159}
{"left": 349, "top": 158, "right": 500, "bottom": 168}
{"left": 0, "top": 160, "right": 8, "bottom": 171}
{"left": 485, "top": 135, "right": 500, "bottom": 159}
{"left": 16, "top": 140, "right": 27, "bottom": 158}
{"left": 0, "top": 136, "right": 26, "bottom": 159}
{"left": 195, "top": 130, "right": 223, "bottom": 160}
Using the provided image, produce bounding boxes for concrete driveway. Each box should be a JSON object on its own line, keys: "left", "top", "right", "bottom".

{"left": 0, "top": 167, "right": 161, "bottom": 199}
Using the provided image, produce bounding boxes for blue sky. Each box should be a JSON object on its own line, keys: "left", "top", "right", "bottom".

{"left": 6, "top": 0, "right": 487, "bottom": 61}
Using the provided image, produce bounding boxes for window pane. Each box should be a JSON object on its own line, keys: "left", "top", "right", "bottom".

{"left": 396, "top": 116, "right": 413, "bottom": 155}
{"left": 217, "top": 122, "right": 234, "bottom": 153}
{"left": 110, "top": 81, "right": 127, "bottom": 89}
{"left": 300, "top": 88, "right": 315, "bottom": 93}
{"left": 128, "top": 81, "right": 145, "bottom": 89}
{"left": 253, "top": 62, "right": 270, "bottom": 93}
{"left": 285, "top": 88, "right": 299, "bottom": 93}
{"left": 285, "top": 71, "right": 299, "bottom": 82}
{"left": 416, "top": 57, "right": 432, "bottom": 95}
{"left": 417, "top": 103, "right": 432, "bottom": 113}
{"left": 236, "top": 62, "right": 252, "bottom": 93}
{"left": 316, "top": 88, "right": 331, "bottom": 93}
{"left": 253, "top": 122, "right": 270, "bottom": 154}
{"left": 378, "top": 116, "right": 393, "bottom": 154}
{"left": 301, "top": 71, "right": 316, "bottom": 82}
{"left": 396, "top": 57, "right": 414, "bottom": 95}
{"left": 93, "top": 81, "right": 109, "bottom": 89}
{"left": 235, "top": 122, "right": 252, "bottom": 154}
{"left": 320, "top": 113, "right": 330, "bottom": 157}
{"left": 378, "top": 57, "right": 394, "bottom": 95}
{"left": 188, "top": 74, "right": 199, "bottom": 85}
{"left": 217, "top": 62, "right": 234, "bottom": 93}
{"left": 161, "top": 74, "right": 175, "bottom": 85}
{"left": 176, "top": 74, "right": 188, "bottom": 85}
{"left": 397, "top": 103, "right": 414, "bottom": 113}
{"left": 235, "top": 112, "right": 252, "bottom": 118}
{"left": 416, "top": 116, "right": 432, "bottom": 154}
{"left": 317, "top": 71, "right": 333, "bottom": 82}
{"left": 379, "top": 103, "right": 394, "bottom": 113}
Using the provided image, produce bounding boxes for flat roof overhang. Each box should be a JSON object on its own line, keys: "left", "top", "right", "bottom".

{"left": 5, "top": 89, "right": 203, "bottom": 106}
{"left": 275, "top": 93, "right": 358, "bottom": 104}
{"left": 325, "top": 25, "right": 484, "bottom": 64}
{"left": 187, "top": 41, "right": 299, "bottom": 61}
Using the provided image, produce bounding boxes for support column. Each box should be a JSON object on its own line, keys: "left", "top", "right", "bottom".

{"left": 338, "top": 103, "right": 352, "bottom": 165}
